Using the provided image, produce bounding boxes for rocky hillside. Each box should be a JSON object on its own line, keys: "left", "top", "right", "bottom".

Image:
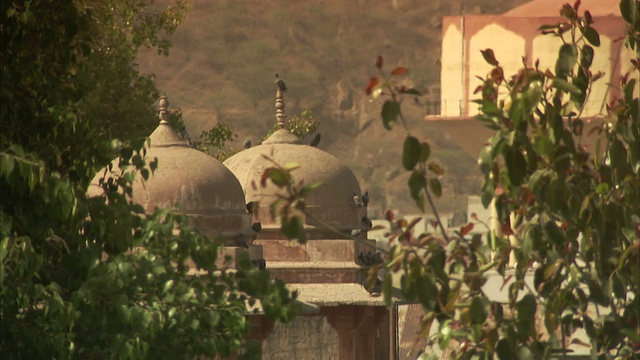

{"left": 137, "top": 0, "right": 529, "bottom": 217}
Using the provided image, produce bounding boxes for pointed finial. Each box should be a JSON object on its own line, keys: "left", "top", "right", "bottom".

{"left": 159, "top": 95, "right": 169, "bottom": 124}
{"left": 275, "top": 86, "right": 286, "bottom": 129}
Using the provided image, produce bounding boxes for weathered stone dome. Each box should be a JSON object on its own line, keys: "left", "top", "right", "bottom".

{"left": 89, "top": 97, "right": 251, "bottom": 239}
{"left": 224, "top": 127, "right": 362, "bottom": 232}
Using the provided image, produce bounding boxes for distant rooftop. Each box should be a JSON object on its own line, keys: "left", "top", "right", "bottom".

{"left": 503, "top": 0, "right": 620, "bottom": 17}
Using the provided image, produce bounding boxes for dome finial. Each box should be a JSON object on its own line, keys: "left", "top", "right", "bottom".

{"left": 159, "top": 95, "right": 170, "bottom": 125}
{"left": 274, "top": 74, "right": 287, "bottom": 129}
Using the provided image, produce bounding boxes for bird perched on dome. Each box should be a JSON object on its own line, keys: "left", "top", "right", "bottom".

{"left": 246, "top": 201, "right": 259, "bottom": 215}
{"left": 353, "top": 193, "right": 362, "bottom": 208}
{"left": 362, "top": 191, "right": 369, "bottom": 207}
{"left": 310, "top": 133, "right": 321, "bottom": 147}
{"left": 362, "top": 215, "right": 373, "bottom": 228}
{"left": 275, "top": 73, "right": 288, "bottom": 93}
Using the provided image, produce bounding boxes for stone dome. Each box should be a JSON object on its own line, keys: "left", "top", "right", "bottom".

{"left": 89, "top": 96, "right": 251, "bottom": 239}
{"left": 224, "top": 128, "right": 363, "bottom": 232}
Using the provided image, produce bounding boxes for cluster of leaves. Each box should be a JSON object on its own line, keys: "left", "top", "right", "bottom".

{"left": 366, "top": 1, "right": 639, "bottom": 359}
{"left": 262, "top": 109, "right": 321, "bottom": 142}
{"left": 170, "top": 107, "right": 320, "bottom": 161}
{"left": 258, "top": 158, "right": 323, "bottom": 244}
{"left": 1, "top": 1, "right": 296, "bottom": 359}
{"left": 166, "top": 109, "right": 239, "bottom": 161}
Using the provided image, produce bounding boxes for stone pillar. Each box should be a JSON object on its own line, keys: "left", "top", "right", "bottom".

{"left": 326, "top": 305, "right": 390, "bottom": 360}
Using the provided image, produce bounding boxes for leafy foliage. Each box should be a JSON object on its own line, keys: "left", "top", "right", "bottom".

{"left": 263, "top": 110, "right": 321, "bottom": 142}
{"left": 259, "top": 159, "right": 323, "bottom": 244}
{"left": 1, "top": 1, "right": 296, "bottom": 358}
{"left": 366, "top": 1, "right": 639, "bottom": 359}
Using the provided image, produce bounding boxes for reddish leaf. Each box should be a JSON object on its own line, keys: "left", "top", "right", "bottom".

{"left": 385, "top": 209, "right": 395, "bottom": 222}
{"left": 491, "top": 67, "right": 504, "bottom": 84}
{"left": 391, "top": 67, "right": 408, "bottom": 75}
{"left": 260, "top": 169, "right": 270, "bottom": 187}
{"left": 365, "top": 77, "right": 379, "bottom": 95}
{"left": 470, "top": 212, "right": 478, "bottom": 220}
{"left": 501, "top": 223, "right": 514, "bottom": 236}
{"left": 584, "top": 10, "right": 593, "bottom": 25}
{"left": 480, "top": 49, "right": 499, "bottom": 66}
{"left": 460, "top": 223, "right": 474, "bottom": 236}
{"left": 375, "top": 55, "right": 383, "bottom": 69}
{"left": 427, "top": 162, "right": 445, "bottom": 175}
{"left": 500, "top": 275, "right": 513, "bottom": 291}
{"left": 573, "top": 0, "right": 581, "bottom": 12}
{"left": 494, "top": 186, "right": 505, "bottom": 196}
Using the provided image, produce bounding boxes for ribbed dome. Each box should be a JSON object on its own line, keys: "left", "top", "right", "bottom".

{"left": 224, "top": 128, "right": 362, "bottom": 230}
{"left": 89, "top": 97, "right": 251, "bottom": 238}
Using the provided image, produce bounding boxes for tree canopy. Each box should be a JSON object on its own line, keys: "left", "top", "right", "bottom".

{"left": 1, "top": 1, "right": 296, "bottom": 358}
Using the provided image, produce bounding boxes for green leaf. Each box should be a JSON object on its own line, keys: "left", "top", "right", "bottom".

{"left": 408, "top": 170, "right": 426, "bottom": 210}
{"left": 496, "top": 339, "right": 514, "bottom": 360}
{"left": 543, "top": 220, "right": 566, "bottom": 248}
{"left": 586, "top": 280, "right": 609, "bottom": 306}
{"left": 428, "top": 178, "right": 442, "bottom": 197}
{"left": 419, "top": 142, "right": 431, "bottom": 162}
{"left": 555, "top": 44, "right": 578, "bottom": 78}
{"left": 620, "top": 0, "right": 636, "bottom": 24}
{"left": 381, "top": 101, "right": 400, "bottom": 130}
{"left": 383, "top": 272, "right": 392, "bottom": 306}
{"left": 0, "top": 154, "right": 15, "bottom": 177}
{"left": 265, "top": 168, "right": 292, "bottom": 187}
{"left": 415, "top": 274, "right": 438, "bottom": 310}
{"left": 595, "top": 183, "right": 610, "bottom": 195}
{"left": 581, "top": 26, "right": 600, "bottom": 46}
{"left": 533, "top": 136, "right": 553, "bottom": 157}
{"left": 402, "top": 136, "right": 421, "bottom": 170}
{"left": 580, "top": 45, "right": 594, "bottom": 68}
{"left": 611, "top": 272, "right": 625, "bottom": 298}
{"left": 478, "top": 146, "right": 492, "bottom": 175}
{"left": 551, "top": 78, "right": 581, "bottom": 95}
{"left": 282, "top": 216, "right": 305, "bottom": 243}
{"left": 470, "top": 296, "right": 487, "bottom": 324}
{"left": 624, "top": 78, "right": 637, "bottom": 103}
{"left": 523, "top": 224, "right": 543, "bottom": 260}
{"left": 517, "top": 294, "right": 537, "bottom": 337}
{"left": 505, "top": 148, "right": 526, "bottom": 186}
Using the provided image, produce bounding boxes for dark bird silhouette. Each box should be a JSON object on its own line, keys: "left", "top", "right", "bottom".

{"left": 353, "top": 193, "right": 362, "bottom": 208}
{"left": 372, "top": 252, "right": 383, "bottom": 265}
{"left": 357, "top": 251, "right": 384, "bottom": 267}
{"left": 243, "top": 139, "right": 252, "bottom": 149}
{"left": 362, "top": 215, "right": 373, "bottom": 228}
{"left": 357, "top": 251, "right": 369, "bottom": 266}
{"left": 362, "top": 191, "right": 369, "bottom": 207}
{"left": 246, "top": 201, "right": 258, "bottom": 215}
{"left": 310, "top": 133, "right": 321, "bottom": 147}
{"left": 275, "top": 73, "right": 288, "bottom": 93}
{"left": 252, "top": 222, "right": 262, "bottom": 233}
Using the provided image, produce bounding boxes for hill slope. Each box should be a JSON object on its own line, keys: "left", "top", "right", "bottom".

{"left": 137, "top": 0, "right": 528, "bottom": 216}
